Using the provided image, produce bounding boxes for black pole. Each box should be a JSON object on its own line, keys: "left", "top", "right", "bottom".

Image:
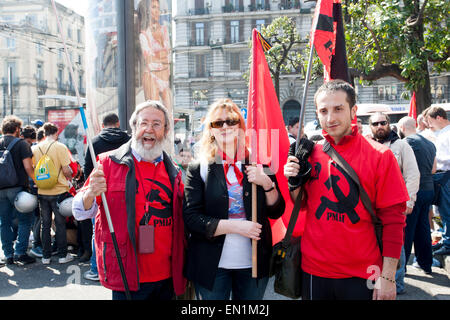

{"left": 50, "top": 0, "right": 132, "bottom": 300}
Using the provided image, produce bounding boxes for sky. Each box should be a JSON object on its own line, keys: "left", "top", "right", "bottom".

{"left": 55, "top": 0, "right": 88, "bottom": 16}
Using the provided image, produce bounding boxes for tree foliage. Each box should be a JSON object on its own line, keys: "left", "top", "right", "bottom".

{"left": 344, "top": 0, "right": 450, "bottom": 112}
{"left": 245, "top": 16, "right": 317, "bottom": 100}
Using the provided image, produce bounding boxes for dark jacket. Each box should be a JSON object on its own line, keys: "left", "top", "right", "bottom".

{"left": 91, "top": 141, "right": 186, "bottom": 294}
{"left": 183, "top": 159, "right": 285, "bottom": 290}
{"left": 83, "top": 127, "right": 130, "bottom": 179}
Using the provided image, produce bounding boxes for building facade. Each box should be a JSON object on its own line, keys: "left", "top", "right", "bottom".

{"left": 173, "top": 0, "right": 449, "bottom": 132}
{"left": 173, "top": 0, "right": 316, "bottom": 130}
{"left": 0, "top": 0, "right": 85, "bottom": 124}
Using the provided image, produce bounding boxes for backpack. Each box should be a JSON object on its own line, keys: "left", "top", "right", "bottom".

{"left": 0, "top": 137, "right": 20, "bottom": 189}
{"left": 34, "top": 141, "right": 60, "bottom": 189}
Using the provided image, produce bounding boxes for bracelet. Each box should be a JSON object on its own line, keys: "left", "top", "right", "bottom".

{"left": 379, "top": 275, "right": 396, "bottom": 284}
{"left": 264, "top": 182, "right": 275, "bottom": 193}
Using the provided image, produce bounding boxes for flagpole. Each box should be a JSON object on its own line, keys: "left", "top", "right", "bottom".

{"left": 50, "top": 0, "right": 131, "bottom": 300}
{"left": 251, "top": 30, "right": 258, "bottom": 279}
{"left": 295, "top": 43, "right": 315, "bottom": 150}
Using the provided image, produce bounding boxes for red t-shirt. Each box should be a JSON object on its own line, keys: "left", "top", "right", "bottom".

{"left": 301, "top": 125, "right": 408, "bottom": 279}
{"left": 134, "top": 158, "right": 173, "bottom": 283}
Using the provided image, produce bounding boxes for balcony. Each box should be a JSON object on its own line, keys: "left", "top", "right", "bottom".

{"left": 248, "top": 3, "right": 271, "bottom": 11}
{"left": 222, "top": 4, "right": 245, "bottom": 13}
{"left": 278, "top": 1, "right": 301, "bottom": 10}
{"left": 188, "top": 7, "right": 210, "bottom": 15}
{"left": 36, "top": 79, "right": 48, "bottom": 95}
{"left": 57, "top": 81, "right": 68, "bottom": 94}
{"left": 188, "top": 71, "right": 210, "bottom": 79}
{"left": 189, "top": 38, "right": 210, "bottom": 46}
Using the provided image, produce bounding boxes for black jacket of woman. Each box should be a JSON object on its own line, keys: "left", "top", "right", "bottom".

{"left": 183, "top": 158, "right": 285, "bottom": 290}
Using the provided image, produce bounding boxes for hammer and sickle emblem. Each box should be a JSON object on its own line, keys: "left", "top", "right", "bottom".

{"left": 315, "top": 162, "right": 360, "bottom": 224}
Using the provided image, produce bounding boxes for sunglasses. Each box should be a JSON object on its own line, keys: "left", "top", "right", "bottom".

{"left": 371, "top": 121, "right": 388, "bottom": 127}
{"left": 210, "top": 118, "right": 240, "bottom": 128}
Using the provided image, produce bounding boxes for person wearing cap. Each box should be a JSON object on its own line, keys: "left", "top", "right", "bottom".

{"left": 32, "top": 119, "right": 44, "bottom": 129}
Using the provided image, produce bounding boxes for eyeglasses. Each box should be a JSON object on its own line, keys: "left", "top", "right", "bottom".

{"left": 370, "top": 121, "right": 388, "bottom": 127}
{"left": 138, "top": 120, "right": 164, "bottom": 130}
{"left": 210, "top": 118, "right": 240, "bottom": 128}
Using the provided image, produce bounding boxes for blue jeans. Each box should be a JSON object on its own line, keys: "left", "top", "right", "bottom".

{"left": 195, "top": 268, "right": 269, "bottom": 300}
{"left": 38, "top": 194, "right": 68, "bottom": 259}
{"left": 0, "top": 187, "right": 33, "bottom": 258}
{"left": 404, "top": 189, "right": 434, "bottom": 272}
{"left": 90, "top": 218, "right": 98, "bottom": 274}
{"left": 395, "top": 246, "right": 406, "bottom": 294}
{"left": 434, "top": 172, "right": 450, "bottom": 248}
{"left": 112, "top": 278, "right": 174, "bottom": 300}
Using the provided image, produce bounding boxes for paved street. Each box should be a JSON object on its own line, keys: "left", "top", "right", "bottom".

{"left": 0, "top": 253, "right": 448, "bottom": 300}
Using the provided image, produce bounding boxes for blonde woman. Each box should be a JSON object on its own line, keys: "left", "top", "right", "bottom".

{"left": 183, "top": 99, "right": 285, "bottom": 300}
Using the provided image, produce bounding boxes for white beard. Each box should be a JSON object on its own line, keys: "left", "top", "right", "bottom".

{"left": 131, "top": 134, "right": 166, "bottom": 162}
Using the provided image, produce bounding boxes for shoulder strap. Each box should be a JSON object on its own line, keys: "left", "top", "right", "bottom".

{"left": 6, "top": 137, "right": 20, "bottom": 151}
{"left": 281, "top": 188, "right": 303, "bottom": 247}
{"left": 322, "top": 141, "right": 383, "bottom": 250}
{"left": 45, "top": 141, "right": 57, "bottom": 155}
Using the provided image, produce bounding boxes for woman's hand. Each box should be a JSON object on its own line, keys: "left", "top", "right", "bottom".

{"left": 214, "top": 220, "right": 262, "bottom": 240}
{"left": 232, "top": 220, "right": 262, "bottom": 240}
{"left": 245, "top": 164, "right": 272, "bottom": 190}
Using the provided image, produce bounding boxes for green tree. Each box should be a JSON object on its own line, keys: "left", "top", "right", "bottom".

{"left": 345, "top": 0, "right": 450, "bottom": 113}
{"left": 246, "top": 16, "right": 318, "bottom": 100}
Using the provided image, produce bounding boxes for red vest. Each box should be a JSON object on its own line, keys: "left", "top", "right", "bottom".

{"left": 92, "top": 150, "right": 186, "bottom": 294}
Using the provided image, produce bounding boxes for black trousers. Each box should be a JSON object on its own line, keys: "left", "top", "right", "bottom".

{"left": 301, "top": 272, "right": 373, "bottom": 300}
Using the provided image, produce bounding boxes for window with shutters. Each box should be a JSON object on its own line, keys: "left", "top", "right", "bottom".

{"left": 196, "top": 23, "right": 205, "bottom": 45}
{"left": 195, "top": 54, "right": 206, "bottom": 77}
{"left": 229, "top": 52, "right": 240, "bottom": 71}
{"left": 230, "top": 21, "right": 239, "bottom": 43}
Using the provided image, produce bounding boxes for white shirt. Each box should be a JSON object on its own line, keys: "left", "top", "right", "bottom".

{"left": 218, "top": 161, "right": 252, "bottom": 269}
{"left": 435, "top": 124, "right": 450, "bottom": 171}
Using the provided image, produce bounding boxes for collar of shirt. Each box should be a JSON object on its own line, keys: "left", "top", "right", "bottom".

{"left": 131, "top": 148, "right": 164, "bottom": 164}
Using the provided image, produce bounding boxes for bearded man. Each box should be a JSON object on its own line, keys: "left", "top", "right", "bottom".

{"left": 72, "top": 100, "right": 186, "bottom": 300}
{"left": 369, "top": 112, "right": 420, "bottom": 295}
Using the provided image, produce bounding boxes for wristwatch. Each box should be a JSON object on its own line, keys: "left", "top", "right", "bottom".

{"left": 264, "top": 181, "right": 275, "bottom": 193}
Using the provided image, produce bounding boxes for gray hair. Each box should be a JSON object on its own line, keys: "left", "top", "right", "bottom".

{"left": 129, "top": 100, "right": 171, "bottom": 135}
{"left": 398, "top": 116, "right": 417, "bottom": 131}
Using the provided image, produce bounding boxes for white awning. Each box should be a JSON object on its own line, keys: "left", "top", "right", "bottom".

{"left": 38, "top": 94, "right": 86, "bottom": 104}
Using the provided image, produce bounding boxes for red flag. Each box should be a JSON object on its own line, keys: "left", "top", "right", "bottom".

{"left": 247, "top": 29, "right": 306, "bottom": 243}
{"left": 311, "top": 0, "right": 354, "bottom": 125}
{"left": 311, "top": 0, "right": 350, "bottom": 83}
{"left": 408, "top": 91, "right": 417, "bottom": 123}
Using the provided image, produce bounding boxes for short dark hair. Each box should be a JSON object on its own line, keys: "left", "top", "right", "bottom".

{"left": 102, "top": 113, "right": 120, "bottom": 126}
{"left": 369, "top": 112, "right": 391, "bottom": 125}
{"left": 43, "top": 122, "right": 59, "bottom": 137}
{"left": 1, "top": 115, "right": 23, "bottom": 134}
{"left": 21, "top": 125, "right": 36, "bottom": 140}
{"left": 288, "top": 117, "right": 299, "bottom": 127}
{"left": 36, "top": 127, "right": 45, "bottom": 141}
{"left": 314, "top": 80, "right": 356, "bottom": 109}
{"left": 424, "top": 106, "right": 447, "bottom": 120}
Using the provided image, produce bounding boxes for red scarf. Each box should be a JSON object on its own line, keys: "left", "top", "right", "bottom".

{"left": 219, "top": 150, "right": 244, "bottom": 186}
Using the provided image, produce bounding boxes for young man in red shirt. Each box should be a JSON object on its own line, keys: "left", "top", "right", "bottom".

{"left": 72, "top": 101, "right": 186, "bottom": 300}
{"left": 284, "top": 80, "right": 408, "bottom": 300}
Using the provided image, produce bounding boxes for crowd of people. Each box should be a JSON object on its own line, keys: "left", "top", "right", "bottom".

{"left": 0, "top": 80, "right": 448, "bottom": 301}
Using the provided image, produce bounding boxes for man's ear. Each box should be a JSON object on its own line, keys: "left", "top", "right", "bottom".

{"left": 351, "top": 104, "right": 358, "bottom": 120}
